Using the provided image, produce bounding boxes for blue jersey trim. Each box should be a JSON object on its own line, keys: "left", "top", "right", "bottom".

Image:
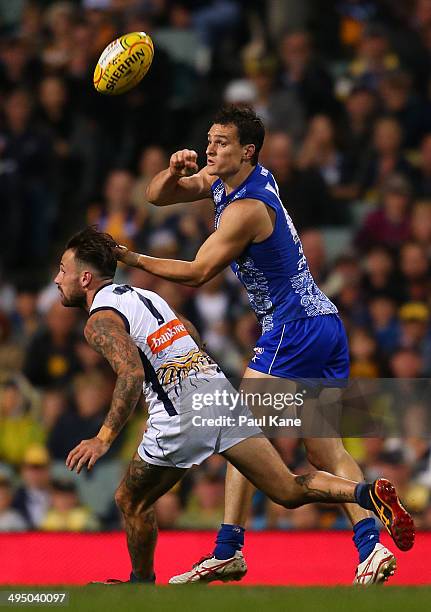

{"left": 89, "top": 306, "right": 130, "bottom": 334}
{"left": 138, "top": 348, "right": 177, "bottom": 416}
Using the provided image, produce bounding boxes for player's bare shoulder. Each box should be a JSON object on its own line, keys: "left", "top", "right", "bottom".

{"left": 84, "top": 310, "right": 143, "bottom": 376}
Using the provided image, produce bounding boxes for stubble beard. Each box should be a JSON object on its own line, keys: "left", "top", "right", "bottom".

{"left": 60, "top": 289, "right": 86, "bottom": 309}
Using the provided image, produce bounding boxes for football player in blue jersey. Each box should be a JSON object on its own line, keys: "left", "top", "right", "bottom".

{"left": 116, "top": 105, "right": 409, "bottom": 584}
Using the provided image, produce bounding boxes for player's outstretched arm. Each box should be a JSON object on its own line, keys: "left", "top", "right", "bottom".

{"left": 115, "top": 199, "right": 264, "bottom": 286}
{"left": 66, "top": 310, "right": 144, "bottom": 474}
{"left": 146, "top": 149, "right": 213, "bottom": 206}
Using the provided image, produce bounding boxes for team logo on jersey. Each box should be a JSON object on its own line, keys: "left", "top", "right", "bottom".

{"left": 157, "top": 349, "right": 215, "bottom": 389}
{"left": 147, "top": 319, "right": 188, "bottom": 354}
{"left": 213, "top": 182, "right": 224, "bottom": 204}
{"left": 251, "top": 347, "right": 265, "bottom": 362}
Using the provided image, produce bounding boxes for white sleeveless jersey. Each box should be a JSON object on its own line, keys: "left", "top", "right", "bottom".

{"left": 89, "top": 283, "right": 221, "bottom": 418}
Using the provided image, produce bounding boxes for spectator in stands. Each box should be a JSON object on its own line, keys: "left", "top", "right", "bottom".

{"left": 361, "top": 245, "right": 403, "bottom": 301}
{"left": 399, "top": 241, "right": 431, "bottom": 302}
{"left": 398, "top": 302, "right": 431, "bottom": 373}
{"left": 379, "top": 71, "right": 431, "bottom": 148}
{"left": 349, "top": 327, "right": 383, "bottom": 377}
{"left": 410, "top": 200, "right": 431, "bottom": 255}
{"left": 415, "top": 133, "right": 431, "bottom": 197}
{"left": 266, "top": 500, "right": 321, "bottom": 530}
{"left": 88, "top": 169, "right": 141, "bottom": 251}
{"left": 356, "top": 118, "right": 414, "bottom": 198}
{"left": 42, "top": 1, "right": 77, "bottom": 72}
{"left": 355, "top": 174, "right": 412, "bottom": 251}
{"left": 298, "top": 114, "right": 356, "bottom": 221}
{"left": 340, "top": 22, "right": 400, "bottom": 93}
{"left": 0, "top": 379, "right": 44, "bottom": 466}
{"left": 279, "top": 30, "right": 336, "bottom": 117}
{"left": 154, "top": 491, "right": 182, "bottom": 529}
{"left": 300, "top": 229, "right": 328, "bottom": 285}
{"left": 131, "top": 145, "right": 168, "bottom": 225}
{"left": 47, "top": 371, "right": 119, "bottom": 462}
{"left": 264, "top": 132, "right": 329, "bottom": 229}
{"left": 40, "top": 388, "right": 67, "bottom": 434}
{"left": 0, "top": 476, "right": 28, "bottom": 532}
{"left": 390, "top": 347, "right": 424, "bottom": 377}
{"left": 339, "top": 85, "right": 378, "bottom": 173}
{"left": 41, "top": 478, "right": 99, "bottom": 531}
{"left": 9, "top": 286, "right": 41, "bottom": 348}
{"left": 241, "top": 54, "right": 306, "bottom": 143}
{"left": 13, "top": 444, "right": 52, "bottom": 529}
{"left": 0, "top": 34, "right": 41, "bottom": 94}
{"left": 0, "top": 88, "right": 56, "bottom": 281}
{"left": 367, "top": 295, "right": 400, "bottom": 355}
{"left": 36, "top": 74, "right": 99, "bottom": 227}
{"left": 177, "top": 472, "right": 225, "bottom": 529}
{"left": 23, "top": 300, "right": 80, "bottom": 389}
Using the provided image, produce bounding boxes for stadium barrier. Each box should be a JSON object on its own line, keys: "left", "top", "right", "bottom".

{"left": 1, "top": 531, "right": 429, "bottom": 585}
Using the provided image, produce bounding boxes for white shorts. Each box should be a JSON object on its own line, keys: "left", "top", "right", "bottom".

{"left": 137, "top": 376, "right": 262, "bottom": 469}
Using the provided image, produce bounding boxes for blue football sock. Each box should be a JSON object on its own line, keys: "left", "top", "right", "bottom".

{"left": 354, "top": 483, "right": 374, "bottom": 511}
{"left": 213, "top": 523, "right": 245, "bottom": 560}
{"left": 353, "top": 517, "right": 380, "bottom": 563}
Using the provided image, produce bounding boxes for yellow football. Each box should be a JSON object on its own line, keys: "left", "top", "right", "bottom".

{"left": 93, "top": 31, "right": 154, "bottom": 95}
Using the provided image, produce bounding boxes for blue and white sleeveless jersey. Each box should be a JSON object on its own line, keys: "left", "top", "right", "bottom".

{"left": 211, "top": 164, "right": 338, "bottom": 333}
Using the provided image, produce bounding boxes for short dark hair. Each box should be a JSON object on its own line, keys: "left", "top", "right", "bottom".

{"left": 65, "top": 226, "right": 117, "bottom": 279}
{"left": 212, "top": 105, "right": 265, "bottom": 165}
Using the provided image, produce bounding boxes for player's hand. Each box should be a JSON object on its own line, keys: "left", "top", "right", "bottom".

{"left": 66, "top": 437, "right": 110, "bottom": 474}
{"left": 114, "top": 245, "right": 140, "bottom": 267}
{"left": 169, "top": 149, "right": 199, "bottom": 178}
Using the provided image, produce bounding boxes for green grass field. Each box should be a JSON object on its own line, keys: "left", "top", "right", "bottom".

{"left": 1, "top": 586, "right": 430, "bottom": 612}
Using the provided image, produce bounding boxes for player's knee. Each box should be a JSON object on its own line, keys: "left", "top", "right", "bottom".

{"left": 114, "top": 484, "right": 131, "bottom": 514}
{"left": 115, "top": 484, "right": 152, "bottom": 516}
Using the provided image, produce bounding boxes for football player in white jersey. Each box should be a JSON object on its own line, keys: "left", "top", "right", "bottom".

{"left": 55, "top": 227, "right": 413, "bottom": 584}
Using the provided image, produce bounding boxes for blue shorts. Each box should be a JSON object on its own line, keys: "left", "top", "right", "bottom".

{"left": 248, "top": 314, "right": 349, "bottom": 384}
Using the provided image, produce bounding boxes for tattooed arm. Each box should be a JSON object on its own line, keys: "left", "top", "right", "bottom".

{"left": 85, "top": 310, "right": 145, "bottom": 439}
{"left": 66, "top": 310, "right": 145, "bottom": 473}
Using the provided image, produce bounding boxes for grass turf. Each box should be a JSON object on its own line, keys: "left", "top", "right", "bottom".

{"left": 1, "top": 586, "right": 430, "bottom": 612}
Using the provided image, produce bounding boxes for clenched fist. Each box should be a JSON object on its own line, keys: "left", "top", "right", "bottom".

{"left": 169, "top": 149, "right": 199, "bottom": 178}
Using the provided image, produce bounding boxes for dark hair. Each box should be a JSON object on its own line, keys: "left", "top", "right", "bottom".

{"left": 65, "top": 226, "right": 117, "bottom": 279}
{"left": 212, "top": 105, "right": 265, "bottom": 165}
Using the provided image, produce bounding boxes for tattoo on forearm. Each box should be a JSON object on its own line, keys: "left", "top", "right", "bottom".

{"left": 85, "top": 314, "right": 144, "bottom": 435}
{"left": 295, "top": 473, "right": 354, "bottom": 503}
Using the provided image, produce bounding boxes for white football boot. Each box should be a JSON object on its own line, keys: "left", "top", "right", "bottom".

{"left": 169, "top": 550, "right": 247, "bottom": 584}
{"left": 353, "top": 543, "right": 397, "bottom": 585}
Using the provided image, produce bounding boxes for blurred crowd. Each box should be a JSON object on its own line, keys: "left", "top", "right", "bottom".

{"left": 1, "top": 0, "right": 431, "bottom": 532}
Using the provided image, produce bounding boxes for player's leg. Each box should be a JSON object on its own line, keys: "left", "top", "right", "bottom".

{"left": 223, "top": 462, "right": 255, "bottom": 526}
{"left": 308, "top": 319, "right": 397, "bottom": 582}
{"left": 223, "top": 436, "right": 414, "bottom": 547}
{"left": 304, "top": 435, "right": 372, "bottom": 523}
{"left": 115, "top": 453, "right": 186, "bottom": 581}
{"left": 303, "top": 435, "right": 397, "bottom": 583}
{"left": 222, "top": 436, "right": 359, "bottom": 507}
{"left": 300, "top": 387, "right": 375, "bottom": 526}
{"left": 213, "top": 366, "right": 279, "bottom": 561}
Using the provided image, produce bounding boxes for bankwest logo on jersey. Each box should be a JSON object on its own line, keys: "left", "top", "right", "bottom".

{"left": 147, "top": 319, "right": 188, "bottom": 354}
